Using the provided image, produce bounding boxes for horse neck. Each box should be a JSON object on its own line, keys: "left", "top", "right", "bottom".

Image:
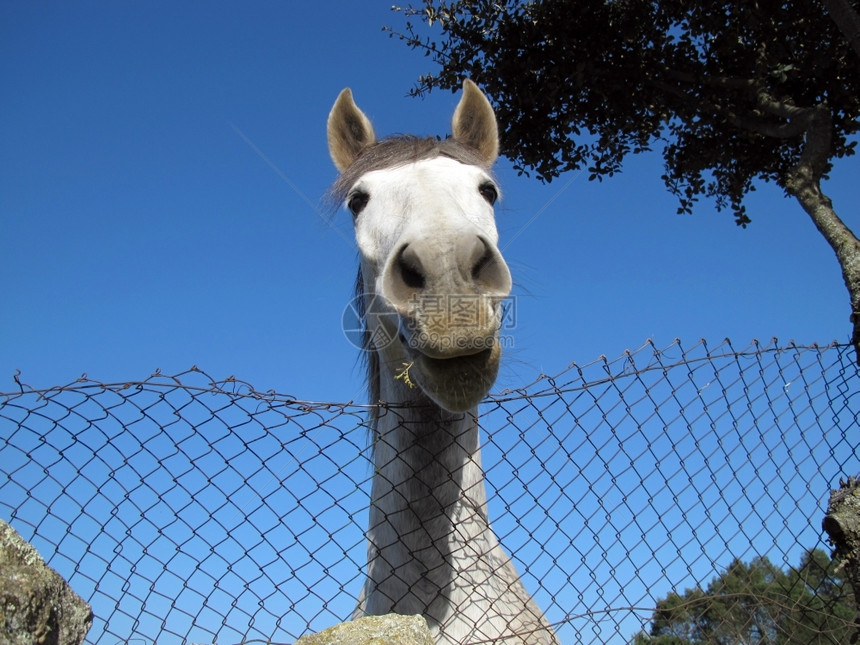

{"left": 369, "top": 375, "right": 491, "bottom": 537}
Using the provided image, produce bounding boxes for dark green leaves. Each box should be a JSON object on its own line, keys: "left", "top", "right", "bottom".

{"left": 632, "top": 550, "right": 855, "bottom": 644}
{"left": 390, "top": 0, "right": 860, "bottom": 224}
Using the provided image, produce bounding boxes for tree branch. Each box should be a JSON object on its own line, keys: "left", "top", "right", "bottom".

{"left": 647, "top": 76, "right": 808, "bottom": 140}
{"left": 821, "top": 0, "right": 860, "bottom": 62}
{"left": 663, "top": 67, "right": 756, "bottom": 91}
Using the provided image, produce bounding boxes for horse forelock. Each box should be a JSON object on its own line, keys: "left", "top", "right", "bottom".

{"left": 328, "top": 135, "right": 491, "bottom": 208}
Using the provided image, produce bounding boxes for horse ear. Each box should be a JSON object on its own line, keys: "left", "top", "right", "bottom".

{"left": 452, "top": 79, "right": 498, "bottom": 166}
{"left": 327, "top": 88, "right": 376, "bottom": 172}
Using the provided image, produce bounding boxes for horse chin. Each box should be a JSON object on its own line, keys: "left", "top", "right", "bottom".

{"left": 407, "top": 343, "right": 501, "bottom": 413}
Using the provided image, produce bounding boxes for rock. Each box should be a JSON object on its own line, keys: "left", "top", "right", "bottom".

{"left": 823, "top": 475, "right": 860, "bottom": 643}
{"left": 295, "top": 614, "right": 433, "bottom": 645}
{"left": 0, "top": 519, "right": 93, "bottom": 645}
{"left": 823, "top": 475, "right": 860, "bottom": 580}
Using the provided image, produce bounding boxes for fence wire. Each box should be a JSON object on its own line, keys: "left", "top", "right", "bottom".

{"left": 1, "top": 339, "right": 858, "bottom": 644}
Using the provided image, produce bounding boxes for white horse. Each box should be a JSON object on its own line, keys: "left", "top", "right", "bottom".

{"left": 327, "top": 80, "right": 558, "bottom": 645}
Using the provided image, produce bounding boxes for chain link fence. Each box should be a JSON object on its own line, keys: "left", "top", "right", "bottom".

{"left": 1, "top": 339, "right": 858, "bottom": 644}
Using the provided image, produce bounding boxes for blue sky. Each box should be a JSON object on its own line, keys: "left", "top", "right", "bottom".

{"left": 2, "top": 0, "right": 858, "bottom": 404}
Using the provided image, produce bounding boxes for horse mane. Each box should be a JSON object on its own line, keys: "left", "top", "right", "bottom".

{"left": 353, "top": 264, "right": 380, "bottom": 431}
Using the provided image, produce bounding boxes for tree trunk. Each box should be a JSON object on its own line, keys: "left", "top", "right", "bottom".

{"left": 784, "top": 106, "right": 860, "bottom": 364}
{"left": 821, "top": 0, "right": 860, "bottom": 62}
{"left": 822, "top": 476, "right": 860, "bottom": 643}
{"left": 787, "top": 182, "right": 860, "bottom": 361}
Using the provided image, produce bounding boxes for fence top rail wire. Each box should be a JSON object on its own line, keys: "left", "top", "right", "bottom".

{"left": 2, "top": 337, "right": 845, "bottom": 408}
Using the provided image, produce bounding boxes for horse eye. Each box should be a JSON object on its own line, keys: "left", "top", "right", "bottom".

{"left": 479, "top": 182, "right": 498, "bottom": 205}
{"left": 347, "top": 192, "right": 369, "bottom": 217}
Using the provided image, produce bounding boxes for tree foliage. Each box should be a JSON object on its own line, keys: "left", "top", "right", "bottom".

{"left": 390, "top": 0, "right": 860, "bottom": 356}
{"left": 631, "top": 549, "right": 856, "bottom": 644}
{"left": 392, "top": 0, "right": 858, "bottom": 222}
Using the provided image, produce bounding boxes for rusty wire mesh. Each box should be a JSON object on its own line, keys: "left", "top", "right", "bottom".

{"left": 1, "top": 338, "right": 858, "bottom": 644}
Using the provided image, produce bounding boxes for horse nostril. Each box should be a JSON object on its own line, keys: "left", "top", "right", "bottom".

{"left": 465, "top": 236, "right": 512, "bottom": 297}
{"left": 471, "top": 246, "right": 492, "bottom": 281}
{"left": 401, "top": 263, "right": 424, "bottom": 289}
{"left": 461, "top": 236, "right": 487, "bottom": 281}
{"left": 466, "top": 237, "right": 497, "bottom": 284}
{"left": 398, "top": 245, "right": 425, "bottom": 290}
